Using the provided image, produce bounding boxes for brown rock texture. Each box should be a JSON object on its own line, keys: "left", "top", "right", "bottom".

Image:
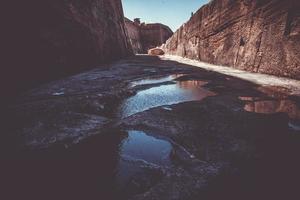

{"left": 125, "top": 18, "right": 144, "bottom": 54}
{"left": 3, "top": 0, "right": 132, "bottom": 97}
{"left": 148, "top": 48, "right": 165, "bottom": 56}
{"left": 162, "top": 0, "right": 300, "bottom": 79}
{"left": 125, "top": 18, "right": 173, "bottom": 53}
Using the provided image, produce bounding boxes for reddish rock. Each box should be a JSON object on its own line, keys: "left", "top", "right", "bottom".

{"left": 3, "top": 0, "right": 132, "bottom": 97}
{"left": 162, "top": 0, "right": 300, "bottom": 79}
{"left": 140, "top": 23, "right": 173, "bottom": 52}
{"left": 148, "top": 48, "right": 165, "bottom": 56}
{"left": 125, "top": 18, "right": 144, "bottom": 54}
{"left": 125, "top": 18, "right": 173, "bottom": 53}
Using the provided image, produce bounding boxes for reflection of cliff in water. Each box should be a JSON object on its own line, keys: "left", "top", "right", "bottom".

{"left": 240, "top": 97, "right": 300, "bottom": 120}
{"left": 121, "top": 78, "right": 215, "bottom": 118}
{"left": 177, "top": 80, "right": 208, "bottom": 89}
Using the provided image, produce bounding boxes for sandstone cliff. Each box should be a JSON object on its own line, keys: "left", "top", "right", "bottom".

{"left": 125, "top": 18, "right": 144, "bottom": 54}
{"left": 125, "top": 18, "right": 173, "bottom": 53}
{"left": 3, "top": 0, "right": 132, "bottom": 97}
{"left": 162, "top": 0, "right": 300, "bottom": 79}
{"left": 140, "top": 23, "right": 173, "bottom": 52}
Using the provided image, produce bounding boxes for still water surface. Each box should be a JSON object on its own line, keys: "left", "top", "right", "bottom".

{"left": 121, "top": 76, "right": 216, "bottom": 118}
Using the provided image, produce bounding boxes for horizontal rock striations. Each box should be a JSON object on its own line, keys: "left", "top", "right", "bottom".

{"left": 162, "top": 0, "right": 300, "bottom": 79}
{"left": 125, "top": 18, "right": 173, "bottom": 54}
{"left": 3, "top": 0, "right": 132, "bottom": 97}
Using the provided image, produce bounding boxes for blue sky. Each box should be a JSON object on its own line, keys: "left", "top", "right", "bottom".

{"left": 122, "top": 0, "right": 209, "bottom": 32}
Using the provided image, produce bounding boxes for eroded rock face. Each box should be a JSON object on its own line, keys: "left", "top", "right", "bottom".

{"left": 162, "top": 0, "right": 300, "bottom": 79}
{"left": 4, "top": 0, "right": 132, "bottom": 97}
{"left": 140, "top": 23, "right": 173, "bottom": 52}
{"left": 125, "top": 18, "right": 173, "bottom": 53}
{"left": 125, "top": 18, "right": 144, "bottom": 54}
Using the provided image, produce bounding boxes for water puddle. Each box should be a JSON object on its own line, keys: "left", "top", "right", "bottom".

{"left": 121, "top": 77, "right": 216, "bottom": 118}
{"left": 239, "top": 96, "right": 300, "bottom": 131}
{"left": 119, "top": 131, "right": 172, "bottom": 166}
{"left": 116, "top": 130, "right": 172, "bottom": 195}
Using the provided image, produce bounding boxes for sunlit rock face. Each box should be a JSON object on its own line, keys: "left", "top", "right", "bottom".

{"left": 162, "top": 0, "right": 300, "bottom": 79}
{"left": 125, "top": 18, "right": 173, "bottom": 53}
{"left": 4, "top": 0, "right": 132, "bottom": 97}
{"left": 148, "top": 48, "right": 165, "bottom": 56}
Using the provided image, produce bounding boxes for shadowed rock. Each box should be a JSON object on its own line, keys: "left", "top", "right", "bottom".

{"left": 3, "top": 0, "right": 133, "bottom": 98}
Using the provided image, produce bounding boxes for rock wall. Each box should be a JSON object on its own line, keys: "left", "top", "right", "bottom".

{"left": 162, "top": 0, "right": 300, "bottom": 79}
{"left": 140, "top": 23, "right": 173, "bottom": 52}
{"left": 3, "top": 0, "right": 132, "bottom": 97}
{"left": 125, "top": 18, "right": 173, "bottom": 53}
{"left": 125, "top": 18, "right": 143, "bottom": 54}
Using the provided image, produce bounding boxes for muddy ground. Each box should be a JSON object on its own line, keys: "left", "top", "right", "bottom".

{"left": 1, "top": 55, "right": 300, "bottom": 200}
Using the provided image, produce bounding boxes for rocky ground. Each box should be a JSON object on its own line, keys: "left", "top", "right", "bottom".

{"left": 1, "top": 55, "right": 300, "bottom": 200}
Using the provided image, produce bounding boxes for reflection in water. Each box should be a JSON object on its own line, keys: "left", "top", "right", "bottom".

{"left": 177, "top": 80, "right": 208, "bottom": 89}
{"left": 6, "top": 129, "right": 173, "bottom": 199}
{"left": 240, "top": 97, "right": 300, "bottom": 122}
{"left": 119, "top": 131, "right": 172, "bottom": 166}
{"left": 116, "top": 130, "right": 172, "bottom": 196}
{"left": 121, "top": 80, "right": 216, "bottom": 118}
{"left": 10, "top": 130, "right": 174, "bottom": 199}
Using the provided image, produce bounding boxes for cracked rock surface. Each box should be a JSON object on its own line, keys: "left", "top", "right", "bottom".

{"left": 2, "top": 55, "right": 300, "bottom": 200}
